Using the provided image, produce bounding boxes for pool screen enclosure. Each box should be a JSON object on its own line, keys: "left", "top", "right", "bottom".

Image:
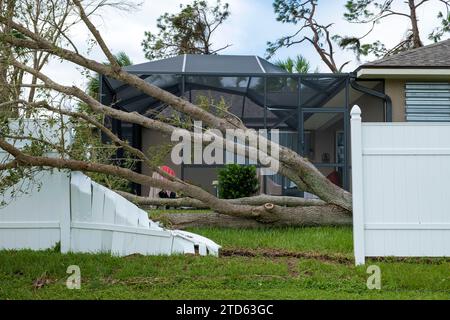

{"left": 100, "top": 54, "right": 373, "bottom": 196}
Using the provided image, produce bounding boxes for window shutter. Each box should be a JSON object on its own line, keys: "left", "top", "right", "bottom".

{"left": 405, "top": 82, "right": 450, "bottom": 122}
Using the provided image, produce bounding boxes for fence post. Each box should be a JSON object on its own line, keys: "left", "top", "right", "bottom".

{"left": 60, "top": 171, "right": 71, "bottom": 254}
{"left": 351, "top": 105, "right": 365, "bottom": 266}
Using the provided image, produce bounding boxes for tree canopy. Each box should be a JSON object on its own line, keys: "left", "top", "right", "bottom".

{"left": 339, "top": 0, "right": 450, "bottom": 57}
{"left": 86, "top": 51, "right": 133, "bottom": 100}
{"left": 267, "top": 0, "right": 351, "bottom": 73}
{"left": 274, "top": 55, "right": 311, "bottom": 73}
{"left": 141, "top": 0, "right": 231, "bottom": 60}
{"left": 268, "top": 0, "right": 450, "bottom": 72}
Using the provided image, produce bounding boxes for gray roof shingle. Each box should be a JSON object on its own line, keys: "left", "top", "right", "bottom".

{"left": 360, "top": 39, "right": 450, "bottom": 68}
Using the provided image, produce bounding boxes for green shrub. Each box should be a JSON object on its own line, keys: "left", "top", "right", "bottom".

{"left": 218, "top": 164, "right": 259, "bottom": 199}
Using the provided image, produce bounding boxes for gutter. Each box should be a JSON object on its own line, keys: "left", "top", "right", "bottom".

{"left": 350, "top": 73, "right": 393, "bottom": 122}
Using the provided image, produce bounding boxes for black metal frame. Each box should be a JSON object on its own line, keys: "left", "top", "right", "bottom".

{"left": 101, "top": 71, "right": 388, "bottom": 195}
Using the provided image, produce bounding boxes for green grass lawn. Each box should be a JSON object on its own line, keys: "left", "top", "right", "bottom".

{"left": 1, "top": 226, "right": 450, "bottom": 300}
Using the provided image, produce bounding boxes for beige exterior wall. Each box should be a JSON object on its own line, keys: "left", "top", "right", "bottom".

{"left": 311, "top": 119, "right": 344, "bottom": 184}
{"left": 353, "top": 91, "right": 385, "bottom": 122}
{"left": 385, "top": 79, "right": 406, "bottom": 122}
{"left": 183, "top": 167, "right": 219, "bottom": 195}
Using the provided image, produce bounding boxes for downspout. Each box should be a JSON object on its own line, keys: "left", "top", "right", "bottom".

{"left": 349, "top": 74, "right": 392, "bottom": 122}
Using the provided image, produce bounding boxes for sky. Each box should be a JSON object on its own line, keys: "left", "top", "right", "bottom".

{"left": 43, "top": 0, "right": 445, "bottom": 88}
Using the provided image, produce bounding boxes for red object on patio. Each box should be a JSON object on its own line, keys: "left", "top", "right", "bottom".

{"left": 161, "top": 165, "right": 175, "bottom": 177}
{"left": 327, "top": 171, "right": 340, "bottom": 187}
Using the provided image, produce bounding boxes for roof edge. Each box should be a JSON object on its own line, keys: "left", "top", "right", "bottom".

{"left": 356, "top": 66, "right": 450, "bottom": 79}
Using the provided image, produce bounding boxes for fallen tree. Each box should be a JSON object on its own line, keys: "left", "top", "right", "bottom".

{"left": 117, "top": 191, "right": 327, "bottom": 208}
{"left": 152, "top": 208, "right": 352, "bottom": 230}
{"left": 116, "top": 191, "right": 352, "bottom": 229}
{"left": 0, "top": 0, "right": 353, "bottom": 228}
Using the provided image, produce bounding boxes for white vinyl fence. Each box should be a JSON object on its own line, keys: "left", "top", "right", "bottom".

{"left": 0, "top": 119, "right": 220, "bottom": 256}
{"left": 0, "top": 170, "right": 220, "bottom": 256}
{"left": 351, "top": 105, "right": 450, "bottom": 265}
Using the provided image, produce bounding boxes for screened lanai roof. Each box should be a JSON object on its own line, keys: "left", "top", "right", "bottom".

{"left": 122, "top": 54, "right": 285, "bottom": 75}
{"left": 100, "top": 54, "right": 349, "bottom": 130}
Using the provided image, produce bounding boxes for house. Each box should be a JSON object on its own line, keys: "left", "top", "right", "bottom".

{"left": 356, "top": 39, "right": 450, "bottom": 122}
{"left": 99, "top": 40, "right": 450, "bottom": 197}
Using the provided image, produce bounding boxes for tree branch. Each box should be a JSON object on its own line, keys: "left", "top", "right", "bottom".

{"left": 72, "top": 0, "right": 121, "bottom": 71}
{"left": 117, "top": 190, "right": 327, "bottom": 208}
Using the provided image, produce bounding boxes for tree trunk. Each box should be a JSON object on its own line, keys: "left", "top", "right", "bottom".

{"left": 154, "top": 206, "right": 352, "bottom": 229}
{"left": 117, "top": 191, "right": 327, "bottom": 208}
{"left": 0, "top": 0, "right": 15, "bottom": 118}
{"left": 155, "top": 213, "right": 268, "bottom": 229}
{"left": 408, "top": 0, "right": 423, "bottom": 48}
{"left": 120, "top": 191, "right": 352, "bottom": 229}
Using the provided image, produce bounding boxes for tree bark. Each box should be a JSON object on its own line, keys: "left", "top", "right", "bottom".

{"left": 117, "top": 191, "right": 327, "bottom": 208}
{"left": 408, "top": 0, "right": 423, "bottom": 48}
{"left": 155, "top": 213, "right": 268, "bottom": 229}
{"left": 0, "top": 0, "right": 16, "bottom": 118}
{"left": 154, "top": 206, "right": 352, "bottom": 229}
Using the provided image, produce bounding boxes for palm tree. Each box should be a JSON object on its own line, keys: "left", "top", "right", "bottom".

{"left": 86, "top": 51, "right": 133, "bottom": 99}
{"left": 274, "top": 55, "right": 311, "bottom": 73}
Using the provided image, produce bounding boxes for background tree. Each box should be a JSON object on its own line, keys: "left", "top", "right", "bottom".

{"left": 141, "top": 0, "right": 231, "bottom": 60}
{"left": 274, "top": 55, "right": 311, "bottom": 73}
{"left": 267, "top": 0, "right": 350, "bottom": 73}
{"left": 0, "top": 0, "right": 23, "bottom": 119}
{"left": 0, "top": 0, "right": 140, "bottom": 120}
{"left": 86, "top": 51, "right": 133, "bottom": 100}
{"left": 339, "top": 0, "right": 450, "bottom": 58}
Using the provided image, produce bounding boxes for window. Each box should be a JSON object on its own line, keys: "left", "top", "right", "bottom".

{"left": 405, "top": 82, "right": 450, "bottom": 122}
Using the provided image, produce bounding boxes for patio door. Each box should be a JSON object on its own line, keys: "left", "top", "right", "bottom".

{"left": 300, "top": 108, "right": 349, "bottom": 190}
